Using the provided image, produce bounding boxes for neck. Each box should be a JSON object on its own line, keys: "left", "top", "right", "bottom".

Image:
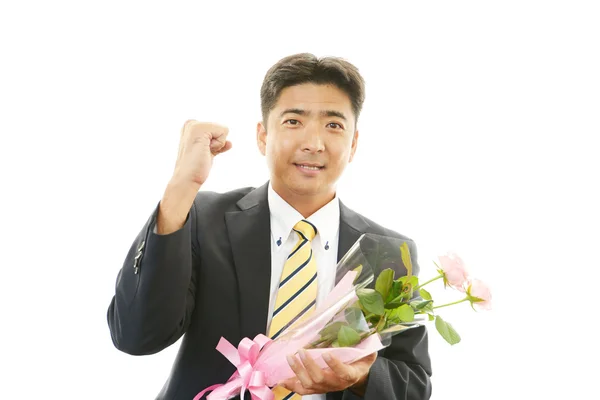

{"left": 272, "top": 183, "right": 335, "bottom": 218}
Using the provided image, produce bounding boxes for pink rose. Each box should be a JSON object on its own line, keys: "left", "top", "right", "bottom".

{"left": 438, "top": 252, "right": 470, "bottom": 292}
{"left": 467, "top": 279, "right": 492, "bottom": 311}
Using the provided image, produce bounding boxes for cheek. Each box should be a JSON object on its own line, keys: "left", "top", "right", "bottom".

{"left": 266, "top": 142, "right": 287, "bottom": 170}
{"left": 330, "top": 146, "right": 352, "bottom": 166}
{"left": 269, "top": 137, "right": 294, "bottom": 160}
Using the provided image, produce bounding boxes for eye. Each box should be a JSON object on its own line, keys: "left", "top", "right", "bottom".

{"left": 327, "top": 122, "right": 343, "bottom": 129}
{"left": 284, "top": 119, "right": 300, "bottom": 126}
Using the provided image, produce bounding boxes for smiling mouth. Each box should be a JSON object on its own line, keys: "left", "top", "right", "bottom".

{"left": 294, "top": 163, "right": 325, "bottom": 171}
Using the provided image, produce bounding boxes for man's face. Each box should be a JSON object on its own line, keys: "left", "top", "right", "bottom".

{"left": 257, "top": 83, "right": 359, "bottom": 200}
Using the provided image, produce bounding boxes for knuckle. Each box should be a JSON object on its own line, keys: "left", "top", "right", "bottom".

{"left": 188, "top": 121, "right": 204, "bottom": 132}
{"left": 206, "top": 122, "right": 229, "bottom": 134}
{"left": 182, "top": 119, "right": 195, "bottom": 130}
{"left": 186, "top": 123, "right": 229, "bottom": 139}
{"left": 341, "top": 373, "right": 354, "bottom": 382}
{"left": 295, "top": 387, "right": 308, "bottom": 395}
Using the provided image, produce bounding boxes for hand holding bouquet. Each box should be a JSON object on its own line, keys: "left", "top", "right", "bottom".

{"left": 195, "top": 233, "right": 491, "bottom": 400}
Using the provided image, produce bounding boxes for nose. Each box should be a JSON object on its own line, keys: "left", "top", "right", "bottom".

{"left": 301, "top": 125, "right": 325, "bottom": 153}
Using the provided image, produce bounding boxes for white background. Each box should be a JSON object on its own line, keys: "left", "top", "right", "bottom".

{"left": 1, "top": 1, "right": 599, "bottom": 399}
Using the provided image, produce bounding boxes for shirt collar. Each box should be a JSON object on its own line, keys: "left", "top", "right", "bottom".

{"left": 267, "top": 182, "right": 340, "bottom": 251}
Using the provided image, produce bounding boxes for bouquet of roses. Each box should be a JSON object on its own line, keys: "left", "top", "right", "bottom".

{"left": 194, "top": 233, "right": 492, "bottom": 400}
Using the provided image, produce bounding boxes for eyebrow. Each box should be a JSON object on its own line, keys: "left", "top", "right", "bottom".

{"left": 279, "top": 108, "right": 348, "bottom": 121}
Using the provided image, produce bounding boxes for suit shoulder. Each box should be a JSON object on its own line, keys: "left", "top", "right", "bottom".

{"left": 346, "top": 208, "right": 422, "bottom": 273}
{"left": 192, "top": 186, "right": 254, "bottom": 213}
{"left": 342, "top": 203, "right": 415, "bottom": 244}
{"left": 362, "top": 214, "right": 415, "bottom": 243}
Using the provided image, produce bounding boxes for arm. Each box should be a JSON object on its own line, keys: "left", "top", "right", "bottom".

{"left": 106, "top": 120, "right": 231, "bottom": 356}
{"left": 106, "top": 195, "right": 199, "bottom": 356}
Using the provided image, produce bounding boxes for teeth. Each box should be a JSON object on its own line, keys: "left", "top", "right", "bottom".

{"left": 298, "top": 164, "right": 321, "bottom": 170}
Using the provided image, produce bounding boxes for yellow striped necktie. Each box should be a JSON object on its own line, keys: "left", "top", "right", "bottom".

{"left": 269, "top": 220, "right": 319, "bottom": 400}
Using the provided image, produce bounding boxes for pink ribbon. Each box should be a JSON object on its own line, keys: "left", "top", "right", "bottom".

{"left": 194, "top": 272, "right": 364, "bottom": 399}
{"left": 193, "top": 334, "right": 275, "bottom": 400}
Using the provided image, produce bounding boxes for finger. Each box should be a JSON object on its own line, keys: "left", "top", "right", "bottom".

{"left": 178, "top": 119, "right": 195, "bottom": 160}
{"left": 204, "top": 124, "right": 230, "bottom": 146}
{"left": 208, "top": 124, "right": 229, "bottom": 149}
{"left": 298, "top": 349, "right": 325, "bottom": 385}
{"left": 355, "top": 352, "right": 378, "bottom": 364}
{"left": 322, "top": 353, "right": 357, "bottom": 383}
{"left": 214, "top": 140, "right": 232, "bottom": 155}
{"left": 206, "top": 123, "right": 229, "bottom": 136}
{"left": 279, "top": 378, "right": 315, "bottom": 396}
{"left": 181, "top": 119, "right": 195, "bottom": 136}
{"left": 287, "top": 354, "right": 314, "bottom": 390}
{"left": 209, "top": 136, "right": 228, "bottom": 153}
{"left": 348, "top": 352, "right": 377, "bottom": 369}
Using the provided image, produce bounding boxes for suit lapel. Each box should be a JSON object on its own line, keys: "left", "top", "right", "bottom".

{"left": 225, "top": 183, "right": 272, "bottom": 340}
{"left": 335, "top": 200, "right": 371, "bottom": 284}
{"left": 224, "top": 190, "right": 371, "bottom": 339}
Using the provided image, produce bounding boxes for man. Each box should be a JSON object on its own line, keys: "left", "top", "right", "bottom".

{"left": 107, "top": 53, "right": 432, "bottom": 400}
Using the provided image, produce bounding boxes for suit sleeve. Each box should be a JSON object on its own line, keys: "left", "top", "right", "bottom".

{"left": 342, "top": 239, "right": 433, "bottom": 400}
{"left": 106, "top": 199, "right": 198, "bottom": 356}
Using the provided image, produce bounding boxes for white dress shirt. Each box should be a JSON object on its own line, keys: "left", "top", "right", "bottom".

{"left": 266, "top": 182, "right": 340, "bottom": 400}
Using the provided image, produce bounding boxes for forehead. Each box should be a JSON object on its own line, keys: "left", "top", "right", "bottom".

{"left": 273, "top": 83, "right": 352, "bottom": 113}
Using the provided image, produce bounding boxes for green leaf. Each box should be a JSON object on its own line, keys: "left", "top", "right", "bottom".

{"left": 410, "top": 299, "right": 433, "bottom": 311}
{"left": 367, "top": 314, "right": 382, "bottom": 326}
{"left": 399, "top": 275, "right": 418, "bottom": 287}
{"left": 355, "top": 299, "right": 369, "bottom": 314}
{"left": 385, "top": 284, "right": 414, "bottom": 308}
{"left": 435, "top": 315, "right": 461, "bottom": 345}
{"left": 468, "top": 294, "right": 486, "bottom": 304}
{"left": 318, "top": 321, "right": 347, "bottom": 339}
{"left": 352, "top": 264, "right": 363, "bottom": 283}
{"left": 357, "top": 288, "right": 385, "bottom": 316}
{"left": 387, "top": 281, "right": 403, "bottom": 303}
{"left": 400, "top": 242, "right": 413, "bottom": 277}
{"left": 419, "top": 288, "right": 432, "bottom": 301}
{"left": 376, "top": 268, "right": 395, "bottom": 301}
{"left": 380, "top": 324, "right": 412, "bottom": 335}
{"left": 385, "top": 300, "right": 404, "bottom": 309}
{"left": 344, "top": 307, "right": 364, "bottom": 331}
{"left": 376, "top": 313, "right": 388, "bottom": 332}
{"left": 423, "top": 302, "right": 434, "bottom": 314}
{"left": 398, "top": 275, "right": 418, "bottom": 300}
{"left": 392, "top": 304, "right": 415, "bottom": 322}
{"left": 428, "top": 314, "right": 435, "bottom": 321}
{"left": 337, "top": 325, "right": 361, "bottom": 347}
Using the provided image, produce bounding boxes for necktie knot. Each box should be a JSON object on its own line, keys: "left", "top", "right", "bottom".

{"left": 293, "top": 220, "right": 317, "bottom": 242}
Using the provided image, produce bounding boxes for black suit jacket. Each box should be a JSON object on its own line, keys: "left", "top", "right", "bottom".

{"left": 107, "top": 182, "right": 432, "bottom": 400}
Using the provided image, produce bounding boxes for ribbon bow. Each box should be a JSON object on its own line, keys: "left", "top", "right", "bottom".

{"left": 194, "top": 334, "right": 274, "bottom": 400}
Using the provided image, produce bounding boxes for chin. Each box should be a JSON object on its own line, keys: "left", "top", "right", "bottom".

{"left": 290, "top": 183, "right": 321, "bottom": 196}
{"left": 284, "top": 178, "right": 323, "bottom": 196}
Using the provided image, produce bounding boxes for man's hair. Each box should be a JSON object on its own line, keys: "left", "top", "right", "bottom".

{"left": 260, "top": 53, "right": 366, "bottom": 125}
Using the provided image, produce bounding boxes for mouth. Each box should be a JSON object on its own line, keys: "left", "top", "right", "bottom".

{"left": 294, "top": 163, "right": 325, "bottom": 175}
{"left": 294, "top": 163, "right": 325, "bottom": 171}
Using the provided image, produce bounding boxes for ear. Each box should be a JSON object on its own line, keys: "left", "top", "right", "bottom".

{"left": 348, "top": 130, "right": 359, "bottom": 162}
{"left": 257, "top": 121, "right": 267, "bottom": 156}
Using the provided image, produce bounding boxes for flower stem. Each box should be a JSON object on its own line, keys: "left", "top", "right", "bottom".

{"left": 433, "top": 297, "right": 469, "bottom": 310}
{"left": 415, "top": 274, "right": 443, "bottom": 291}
